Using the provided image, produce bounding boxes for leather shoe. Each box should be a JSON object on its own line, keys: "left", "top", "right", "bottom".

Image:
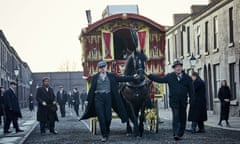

{"left": 16, "top": 129, "right": 24, "bottom": 133}
{"left": 50, "top": 130, "right": 58, "bottom": 135}
{"left": 197, "top": 129, "right": 205, "bottom": 133}
{"left": 4, "top": 131, "right": 12, "bottom": 134}
{"left": 41, "top": 132, "right": 46, "bottom": 136}
{"left": 101, "top": 137, "right": 107, "bottom": 142}
{"left": 174, "top": 135, "right": 181, "bottom": 141}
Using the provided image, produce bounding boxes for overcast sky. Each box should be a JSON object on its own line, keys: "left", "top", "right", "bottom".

{"left": 0, "top": 0, "right": 208, "bottom": 72}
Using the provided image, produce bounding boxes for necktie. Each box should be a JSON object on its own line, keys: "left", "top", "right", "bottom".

{"left": 177, "top": 74, "right": 181, "bottom": 81}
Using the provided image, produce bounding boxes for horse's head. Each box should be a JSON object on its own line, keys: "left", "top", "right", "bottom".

{"left": 124, "top": 50, "right": 146, "bottom": 83}
{"left": 134, "top": 50, "right": 147, "bottom": 80}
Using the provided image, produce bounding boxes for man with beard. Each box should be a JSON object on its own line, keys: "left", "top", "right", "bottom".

{"left": 36, "top": 77, "right": 58, "bottom": 135}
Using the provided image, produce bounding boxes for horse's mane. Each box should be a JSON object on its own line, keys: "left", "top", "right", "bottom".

{"left": 124, "top": 54, "right": 134, "bottom": 76}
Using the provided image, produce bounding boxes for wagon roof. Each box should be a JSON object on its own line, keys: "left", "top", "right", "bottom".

{"left": 81, "top": 13, "right": 165, "bottom": 35}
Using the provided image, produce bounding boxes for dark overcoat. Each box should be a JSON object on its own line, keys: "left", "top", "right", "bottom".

{"left": 56, "top": 90, "right": 68, "bottom": 105}
{"left": 80, "top": 72, "right": 134, "bottom": 123}
{"left": 80, "top": 92, "right": 87, "bottom": 102}
{"left": 36, "top": 86, "right": 58, "bottom": 122}
{"left": 3, "top": 88, "right": 22, "bottom": 118}
{"left": 188, "top": 77, "right": 207, "bottom": 121}
{"left": 0, "top": 91, "right": 4, "bottom": 116}
{"left": 72, "top": 91, "right": 80, "bottom": 105}
{"left": 218, "top": 86, "right": 231, "bottom": 120}
{"left": 148, "top": 71, "right": 195, "bottom": 108}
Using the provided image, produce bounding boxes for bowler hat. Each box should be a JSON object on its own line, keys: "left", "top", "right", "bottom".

{"left": 97, "top": 61, "right": 107, "bottom": 68}
{"left": 10, "top": 80, "right": 17, "bottom": 85}
{"left": 172, "top": 60, "right": 183, "bottom": 68}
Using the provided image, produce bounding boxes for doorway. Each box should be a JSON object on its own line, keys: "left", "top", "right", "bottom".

{"left": 208, "top": 64, "right": 213, "bottom": 110}
{"left": 113, "top": 29, "right": 135, "bottom": 60}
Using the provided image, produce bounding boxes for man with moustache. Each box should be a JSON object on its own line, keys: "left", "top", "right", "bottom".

{"left": 146, "top": 60, "right": 195, "bottom": 140}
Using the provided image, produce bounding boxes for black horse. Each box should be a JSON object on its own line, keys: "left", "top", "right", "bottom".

{"left": 121, "top": 50, "right": 151, "bottom": 137}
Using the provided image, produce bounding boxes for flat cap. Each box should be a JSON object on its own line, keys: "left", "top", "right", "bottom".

{"left": 97, "top": 61, "right": 107, "bottom": 68}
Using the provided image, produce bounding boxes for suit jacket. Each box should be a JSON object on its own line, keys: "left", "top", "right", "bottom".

{"left": 56, "top": 90, "right": 67, "bottom": 105}
{"left": 148, "top": 71, "right": 195, "bottom": 108}
{"left": 80, "top": 72, "right": 134, "bottom": 123}
{"left": 36, "top": 86, "right": 58, "bottom": 122}
{"left": 3, "top": 88, "right": 22, "bottom": 118}
{"left": 72, "top": 91, "right": 80, "bottom": 105}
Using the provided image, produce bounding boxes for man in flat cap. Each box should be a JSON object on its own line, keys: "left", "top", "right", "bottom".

{"left": 36, "top": 77, "right": 58, "bottom": 135}
{"left": 3, "top": 81, "right": 23, "bottom": 134}
{"left": 80, "top": 60, "right": 139, "bottom": 142}
{"left": 146, "top": 60, "right": 195, "bottom": 140}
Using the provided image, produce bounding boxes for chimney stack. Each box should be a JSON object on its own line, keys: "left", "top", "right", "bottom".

{"left": 86, "top": 10, "right": 92, "bottom": 25}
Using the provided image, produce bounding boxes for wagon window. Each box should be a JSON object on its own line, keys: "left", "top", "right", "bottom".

{"left": 113, "top": 29, "right": 135, "bottom": 60}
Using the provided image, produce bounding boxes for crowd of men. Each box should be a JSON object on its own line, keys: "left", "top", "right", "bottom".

{"left": 0, "top": 60, "right": 232, "bottom": 143}
{"left": 0, "top": 78, "right": 87, "bottom": 135}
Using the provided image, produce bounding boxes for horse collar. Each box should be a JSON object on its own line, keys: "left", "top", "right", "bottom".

{"left": 126, "top": 81, "right": 146, "bottom": 88}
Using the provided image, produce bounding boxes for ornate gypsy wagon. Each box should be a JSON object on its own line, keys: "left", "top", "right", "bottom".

{"left": 79, "top": 5, "right": 166, "bottom": 134}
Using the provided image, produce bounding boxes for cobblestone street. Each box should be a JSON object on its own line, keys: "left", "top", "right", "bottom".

{"left": 24, "top": 108, "right": 240, "bottom": 144}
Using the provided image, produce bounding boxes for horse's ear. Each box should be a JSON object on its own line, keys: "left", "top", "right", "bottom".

{"left": 130, "top": 29, "right": 138, "bottom": 49}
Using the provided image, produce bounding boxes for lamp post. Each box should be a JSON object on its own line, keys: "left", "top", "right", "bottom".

{"left": 29, "top": 79, "right": 33, "bottom": 95}
{"left": 14, "top": 69, "right": 19, "bottom": 105}
{"left": 189, "top": 53, "right": 196, "bottom": 72}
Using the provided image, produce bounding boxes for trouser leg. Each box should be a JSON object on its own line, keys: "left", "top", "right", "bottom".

{"left": 60, "top": 104, "right": 65, "bottom": 117}
{"left": 192, "top": 122, "right": 197, "bottom": 131}
{"left": 198, "top": 121, "right": 204, "bottom": 130}
{"left": 82, "top": 103, "right": 84, "bottom": 111}
{"left": 104, "top": 94, "right": 112, "bottom": 136}
{"left": 49, "top": 120, "right": 55, "bottom": 132}
{"left": 4, "top": 116, "right": 11, "bottom": 132}
{"left": 40, "top": 122, "right": 46, "bottom": 133}
{"left": 179, "top": 105, "right": 186, "bottom": 136}
{"left": 95, "top": 94, "right": 111, "bottom": 137}
{"left": 12, "top": 117, "right": 19, "bottom": 131}
{"left": 74, "top": 104, "right": 79, "bottom": 116}
{"left": 171, "top": 107, "right": 180, "bottom": 136}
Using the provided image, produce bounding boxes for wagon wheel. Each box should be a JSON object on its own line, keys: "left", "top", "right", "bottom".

{"left": 155, "top": 100, "right": 159, "bottom": 133}
{"left": 150, "top": 100, "right": 159, "bottom": 133}
{"left": 90, "top": 118, "right": 97, "bottom": 135}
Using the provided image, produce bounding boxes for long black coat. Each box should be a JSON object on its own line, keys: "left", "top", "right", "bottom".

{"left": 218, "top": 86, "right": 231, "bottom": 120}
{"left": 36, "top": 86, "right": 58, "bottom": 122}
{"left": 188, "top": 77, "right": 207, "bottom": 121}
{"left": 80, "top": 72, "right": 134, "bottom": 123}
{"left": 56, "top": 90, "right": 67, "bottom": 105}
{"left": 0, "top": 90, "right": 4, "bottom": 116}
{"left": 3, "top": 88, "right": 22, "bottom": 118}
{"left": 148, "top": 71, "right": 195, "bottom": 108}
{"left": 72, "top": 91, "right": 80, "bottom": 105}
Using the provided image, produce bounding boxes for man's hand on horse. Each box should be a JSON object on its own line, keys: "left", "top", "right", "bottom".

{"left": 133, "top": 73, "right": 140, "bottom": 79}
